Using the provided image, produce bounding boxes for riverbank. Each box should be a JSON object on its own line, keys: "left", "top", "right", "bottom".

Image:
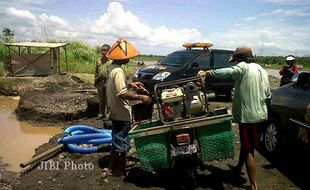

{"left": 0, "top": 73, "right": 99, "bottom": 126}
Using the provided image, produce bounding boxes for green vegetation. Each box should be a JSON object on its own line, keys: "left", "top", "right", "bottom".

{"left": 0, "top": 43, "right": 7, "bottom": 76}
{"left": 60, "top": 40, "right": 98, "bottom": 73}
{"left": 0, "top": 28, "right": 15, "bottom": 43}
{"left": 255, "top": 56, "right": 310, "bottom": 69}
{"left": 0, "top": 38, "right": 309, "bottom": 77}
{"left": 0, "top": 40, "right": 163, "bottom": 77}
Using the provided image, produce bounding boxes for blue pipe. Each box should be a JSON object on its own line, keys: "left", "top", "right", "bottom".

{"left": 64, "top": 125, "right": 111, "bottom": 135}
{"left": 84, "top": 138, "right": 112, "bottom": 145}
{"left": 58, "top": 133, "right": 111, "bottom": 144}
{"left": 58, "top": 125, "right": 112, "bottom": 154}
{"left": 66, "top": 143, "right": 99, "bottom": 154}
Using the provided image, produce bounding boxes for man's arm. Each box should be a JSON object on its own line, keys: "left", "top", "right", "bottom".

{"left": 114, "top": 71, "right": 151, "bottom": 104}
{"left": 120, "top": 92, "right": 151, "bottom": 104}
{"left": 198, "top": 62, "right": 244, "bottom": 80}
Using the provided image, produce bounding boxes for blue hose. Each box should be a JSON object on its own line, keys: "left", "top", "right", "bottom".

{"left": 58, "top": 125, "right": 112, "bottom": 154}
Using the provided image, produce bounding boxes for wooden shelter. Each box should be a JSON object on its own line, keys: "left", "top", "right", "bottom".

{"left": 3, "top": 42, "right": 69, "bottom": 77}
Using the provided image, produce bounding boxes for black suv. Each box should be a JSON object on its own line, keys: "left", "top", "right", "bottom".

{"left": 133, "top": 46, "right": 236, "bottom": 99}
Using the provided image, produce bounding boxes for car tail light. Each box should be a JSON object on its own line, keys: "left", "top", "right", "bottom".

{"left": 176, "top": 133, "right": 190, "bottom": 145}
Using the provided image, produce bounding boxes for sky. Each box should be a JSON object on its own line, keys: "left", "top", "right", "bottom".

{"left": 0, "top": 0, "right": 310, "bottom": 56}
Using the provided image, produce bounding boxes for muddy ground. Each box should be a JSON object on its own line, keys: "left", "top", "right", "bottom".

{"left": 2, "top": 74, "right": 308, "bottom": 190}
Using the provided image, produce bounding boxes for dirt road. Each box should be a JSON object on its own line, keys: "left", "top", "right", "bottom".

{"left": 1, "top": 101, "right": 308, "bottom": 190}
{"left": 0, "top": 74, "right": 308, "bottom": 190}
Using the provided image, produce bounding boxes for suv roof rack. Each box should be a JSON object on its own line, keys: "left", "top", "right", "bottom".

{"left": 183, "top": 42, "right": 213, "bottom": 50}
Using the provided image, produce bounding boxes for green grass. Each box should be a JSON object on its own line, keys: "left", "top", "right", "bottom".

{"left": 0, "top": 62, "right": 4, "bottom": 77}
{"left": 0, "top": 40, "right": 309, "bottom": 77}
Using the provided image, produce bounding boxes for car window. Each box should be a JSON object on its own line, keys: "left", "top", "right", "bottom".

{"left": 191, "top": 53, "right": 211, "bottom": 67}
{"left": 158, "top": 52, "right": 196, "bottom": 67}
{"left": 214, "top": 52, "right": 234, "bottom": 68}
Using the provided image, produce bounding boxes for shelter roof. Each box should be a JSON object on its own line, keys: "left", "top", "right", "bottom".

{"left": 3, "top": 42, "right": 70, "bottom": 48}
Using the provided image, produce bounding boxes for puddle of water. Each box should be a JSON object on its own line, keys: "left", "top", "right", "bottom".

{"left": 0, "top": 96, "right": 63, "bottom": 172}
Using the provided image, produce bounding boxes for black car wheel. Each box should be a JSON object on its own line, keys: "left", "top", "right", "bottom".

{"left": 263, "top": 118, "right": 281, "bottom": 154}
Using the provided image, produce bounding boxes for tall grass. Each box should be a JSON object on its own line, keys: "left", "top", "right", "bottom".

{"left": 60, "top": 40, "right": 98, "bottom": 74}
{"left": 0, "top": 43, "right": 7, "bottom": 76}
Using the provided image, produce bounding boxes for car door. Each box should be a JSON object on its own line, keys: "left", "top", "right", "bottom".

{"left": 286, "top": 73, "right": 310, "bottom": 148}
{"left": 183, "top": 52, "right": 211, "bottom": 78}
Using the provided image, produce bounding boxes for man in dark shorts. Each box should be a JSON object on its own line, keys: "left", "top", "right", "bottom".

{"left": 198, "top": 46, "right": 271, "bottom": 190}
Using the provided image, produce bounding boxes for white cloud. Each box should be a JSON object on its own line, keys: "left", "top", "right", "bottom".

{"left": 5, "top": 7, "right": 36, "bottom": 20}
{"left": 38, "top": 13, "right": 72, "bottom": 30}
{"left": 148, "top": 26, "right": 207, "bottom": 47}
{"left": 208, "top": 22, "right": 310, "bottom": 56}
{"left": 261, "top": 8, "right": 310, "bottom": 17}
{"left": 0, "top": 2, "right": 309, "bottom": 56}
{"left": 88, "top": 2, "right": 207, "bottom": 48}
{"left": 1, "top": 7, "right": 77, "bottom": 41}
{"left": 213, "top": 7, "right": 310, "bottom": 56}
{"left": 89, "top": 2, "right": 151, "bottom": 38}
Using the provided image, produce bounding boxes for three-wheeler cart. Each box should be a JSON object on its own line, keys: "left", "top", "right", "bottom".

{"left": 129, "top": 77, "right": 235, "bottom": 188}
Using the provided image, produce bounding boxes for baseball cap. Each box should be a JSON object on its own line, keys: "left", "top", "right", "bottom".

{"left": 229, "top": 46, "right": 253, "bottom": 62}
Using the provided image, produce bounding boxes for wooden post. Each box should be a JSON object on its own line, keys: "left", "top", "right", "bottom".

{"left": 64, "top": 45, "right": 68, "bottom": 72}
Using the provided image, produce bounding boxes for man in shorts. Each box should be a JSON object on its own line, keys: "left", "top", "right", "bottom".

{"left": 198, "top": 46, "right": 271, "bottom": 190}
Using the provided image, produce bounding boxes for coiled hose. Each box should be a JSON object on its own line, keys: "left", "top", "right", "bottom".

{"left": 57, "top": 125, "right": 112, "bottom": 154}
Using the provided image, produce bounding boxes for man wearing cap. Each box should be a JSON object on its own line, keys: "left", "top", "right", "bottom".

{"left": 198, "top": 46, "right": 270, "bottom": 190}
{"left": 105, "top": 39, "right": 151, "bottom": 176}
{"left": 279, "top": 55, "right": 299, "bottom": 86}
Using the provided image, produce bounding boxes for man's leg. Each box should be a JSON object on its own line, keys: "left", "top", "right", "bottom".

{"left": 108, "top": 151, "right": 124, "bottom": 176}
{"left": 97, "top": 84, "right": 104, "bottom": 119}
{"left": 245, "top": 150, "right": 257, "bottom": 190}
{"left": 233, "top": 148, "right": 246, "bottom": 175}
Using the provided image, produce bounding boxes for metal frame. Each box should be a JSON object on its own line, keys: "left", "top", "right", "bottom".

{"left": 129, "top": 108, "right": 232, "bottom": 138}
{"left": 3, "top": 42, "right": 70, "bottom": 76}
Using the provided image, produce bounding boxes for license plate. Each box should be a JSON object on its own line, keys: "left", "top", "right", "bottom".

{"left": 173, "top": 144, "right": 197, "bottom": 156}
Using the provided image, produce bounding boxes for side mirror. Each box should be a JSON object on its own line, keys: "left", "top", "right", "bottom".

{"left": 296, "top": 72, "right": 310, "bottom": 88}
